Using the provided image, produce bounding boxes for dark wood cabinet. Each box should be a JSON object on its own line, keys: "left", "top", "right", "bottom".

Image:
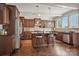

{"left": 55, "top": 32, "right": 63, "bottom": 41}
{"left": 0, "top": 38, "right": 3, "bottom": 55}
{"left": 30, "top": 20, "right": 35, "bottom": 27}
{"left": 12, "top": 38, "right": 16, "bottom": 50}
{"left": 55, "top": 32, "right": 73, "bottom": 45}
{"left": 0, "top": 36, "right": 13, "bottom": 56}
{"left": 24, "top": 19, "right": 35, "bottom": 27}
{"left": 63, "top": 33, "right": 70, "bottom": 44}
{"left": 21, "top": 31, "right": 32, "bottom": 40}
{"left": 21, "top": 19, "right": 35, "bottom": 39}
{"left": 62, "top": 32, "right": 73, "bottom": 45}
{"left": 73, "top": 33, "right": 79, "bottom": 46}
{"left": 0, "top": 4, "right": 20, "bottom": 56}
{"left": 0, "top": 3, "right": 9, "bottom": 24}
{"left": 0, "top": 4, "right": 20, "bottom": 35}
{"left": 7, "top": 5, "right": 20, "bottom": 35}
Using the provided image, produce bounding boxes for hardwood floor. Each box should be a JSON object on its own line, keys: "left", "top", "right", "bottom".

{"left": 12, "top": 39, "right": 79, "bottom": 56}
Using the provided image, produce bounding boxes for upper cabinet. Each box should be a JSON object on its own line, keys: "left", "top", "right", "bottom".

{"left": 0, "top": 4, "right": 9, "bottom": 24}
{"left": 30, "top": 20, "right": 35, "bottom": 27}
{"left": 34, "top": 18, "right": 41, "bottom": 27}
{"left": 0, "top": 4, "right": 20, "bottom": 35}
{"left": 23, "top": 19, "right": 35, "bottom": 27}
{"left": 6, "top": 5, "right": 20, "bottom": 35}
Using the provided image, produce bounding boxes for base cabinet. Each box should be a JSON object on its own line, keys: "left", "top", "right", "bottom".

{"left": 63, "top": 32, "right": 73, "bottom": 45}
{"left": 63, "top": 34, "right": 70, "bottom": 44}
{"left": 0, "top": 36, "right": 13, "bottom": 56}
{"left": 73, "top": 33, "right": 79, "bottom": 46}
{"left": 12, "top": 38, "right": 15, "bottom": 50}
{"left": 0, "top": 39, "right": 3, "bottom": 55}
{"left": 21, "top": 32, "right": 32, "bottom": 40}
{"left": 55, "top": 32, "right": 63, "bottom": 41}
{"left": 32, "top": 34, "right": 48, "bottom": 48}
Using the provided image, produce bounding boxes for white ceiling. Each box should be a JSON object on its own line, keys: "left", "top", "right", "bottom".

{"left": 8, "top": 3, "right": 79, "bottom": 20}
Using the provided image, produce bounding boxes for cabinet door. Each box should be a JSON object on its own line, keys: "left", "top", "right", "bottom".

{"left": 0, "top": 4, "right": 9, "bottom": 24}
{"left": 24, "top": 19, "right": 34, "bottom": 27}
{"left": 3, "top": 37, "right": 12, "bottom": 55}
{"left": 0, "top": 39, "right": 3, "bottom": 55}
{"left": 12, "top": 38, "right": 15, "bottom": 50}
{"left": 63, "top": 34, "right": 70, "bottom": 44}
{"left": 73, "top": 33, "right": 79, "bottom": 46}
{"left": 23, "top": 20, "right": 29, "bottom": 27}
{"left": 26, "top": 20, "right": 30, "bottom": 27}
{"left": 30, "top": 20, "right": 34, "bottom": 27}
{"left": 7, "top": 5, "right": 16, "bottom": 35}
{"left": 0, "top": 4, "right": 5, "bottom": 24}
{"left": 5, "top": 6, "right": 9, "bottom": 24}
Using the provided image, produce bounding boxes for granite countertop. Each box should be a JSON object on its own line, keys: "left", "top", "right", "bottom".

{"left": 31, "top": 31, "right": 53, "bottom": 34}
{"left": 63, "top": 31, "right": 73, "bottom": 34}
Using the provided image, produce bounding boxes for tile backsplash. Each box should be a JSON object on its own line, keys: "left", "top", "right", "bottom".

{"left": 24, "top": 27, "right": 53, "bottom": 32}
{"left": 0, "top": 24, "right": 3, "bottom": 29}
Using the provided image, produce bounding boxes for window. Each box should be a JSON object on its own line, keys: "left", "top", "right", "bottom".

{"left": 56, "top": 20, "right": 59, "bottom": 28}
{"left": 56, "top": 19, "right": 62, "bottom": 28}
{"left": 62, "top": 16, "right": 68, "bottom": 28}
{"left": 58, "top": 19, "right": 62, "bottom": 28}
{"left": 69, "top": 14, "right": 78, "bottom": 28}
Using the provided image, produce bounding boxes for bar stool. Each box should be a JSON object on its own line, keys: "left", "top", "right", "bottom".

{"left": 48, "top": 34, "right": 54, "bottom": 46}
{"left": 35, "top": 35, "right": 43, "bottom": 47}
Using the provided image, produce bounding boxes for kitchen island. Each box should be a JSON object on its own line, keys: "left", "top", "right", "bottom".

{"left": 31, "top": 31, "right": 54, "bottom": 48}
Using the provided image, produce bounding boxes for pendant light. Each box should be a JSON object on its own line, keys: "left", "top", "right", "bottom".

{"left": 36, "top": 5, "right": 41, "bottom": 17}
{"left": 48, "top": 7, "right": 51, "bottom": 20}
